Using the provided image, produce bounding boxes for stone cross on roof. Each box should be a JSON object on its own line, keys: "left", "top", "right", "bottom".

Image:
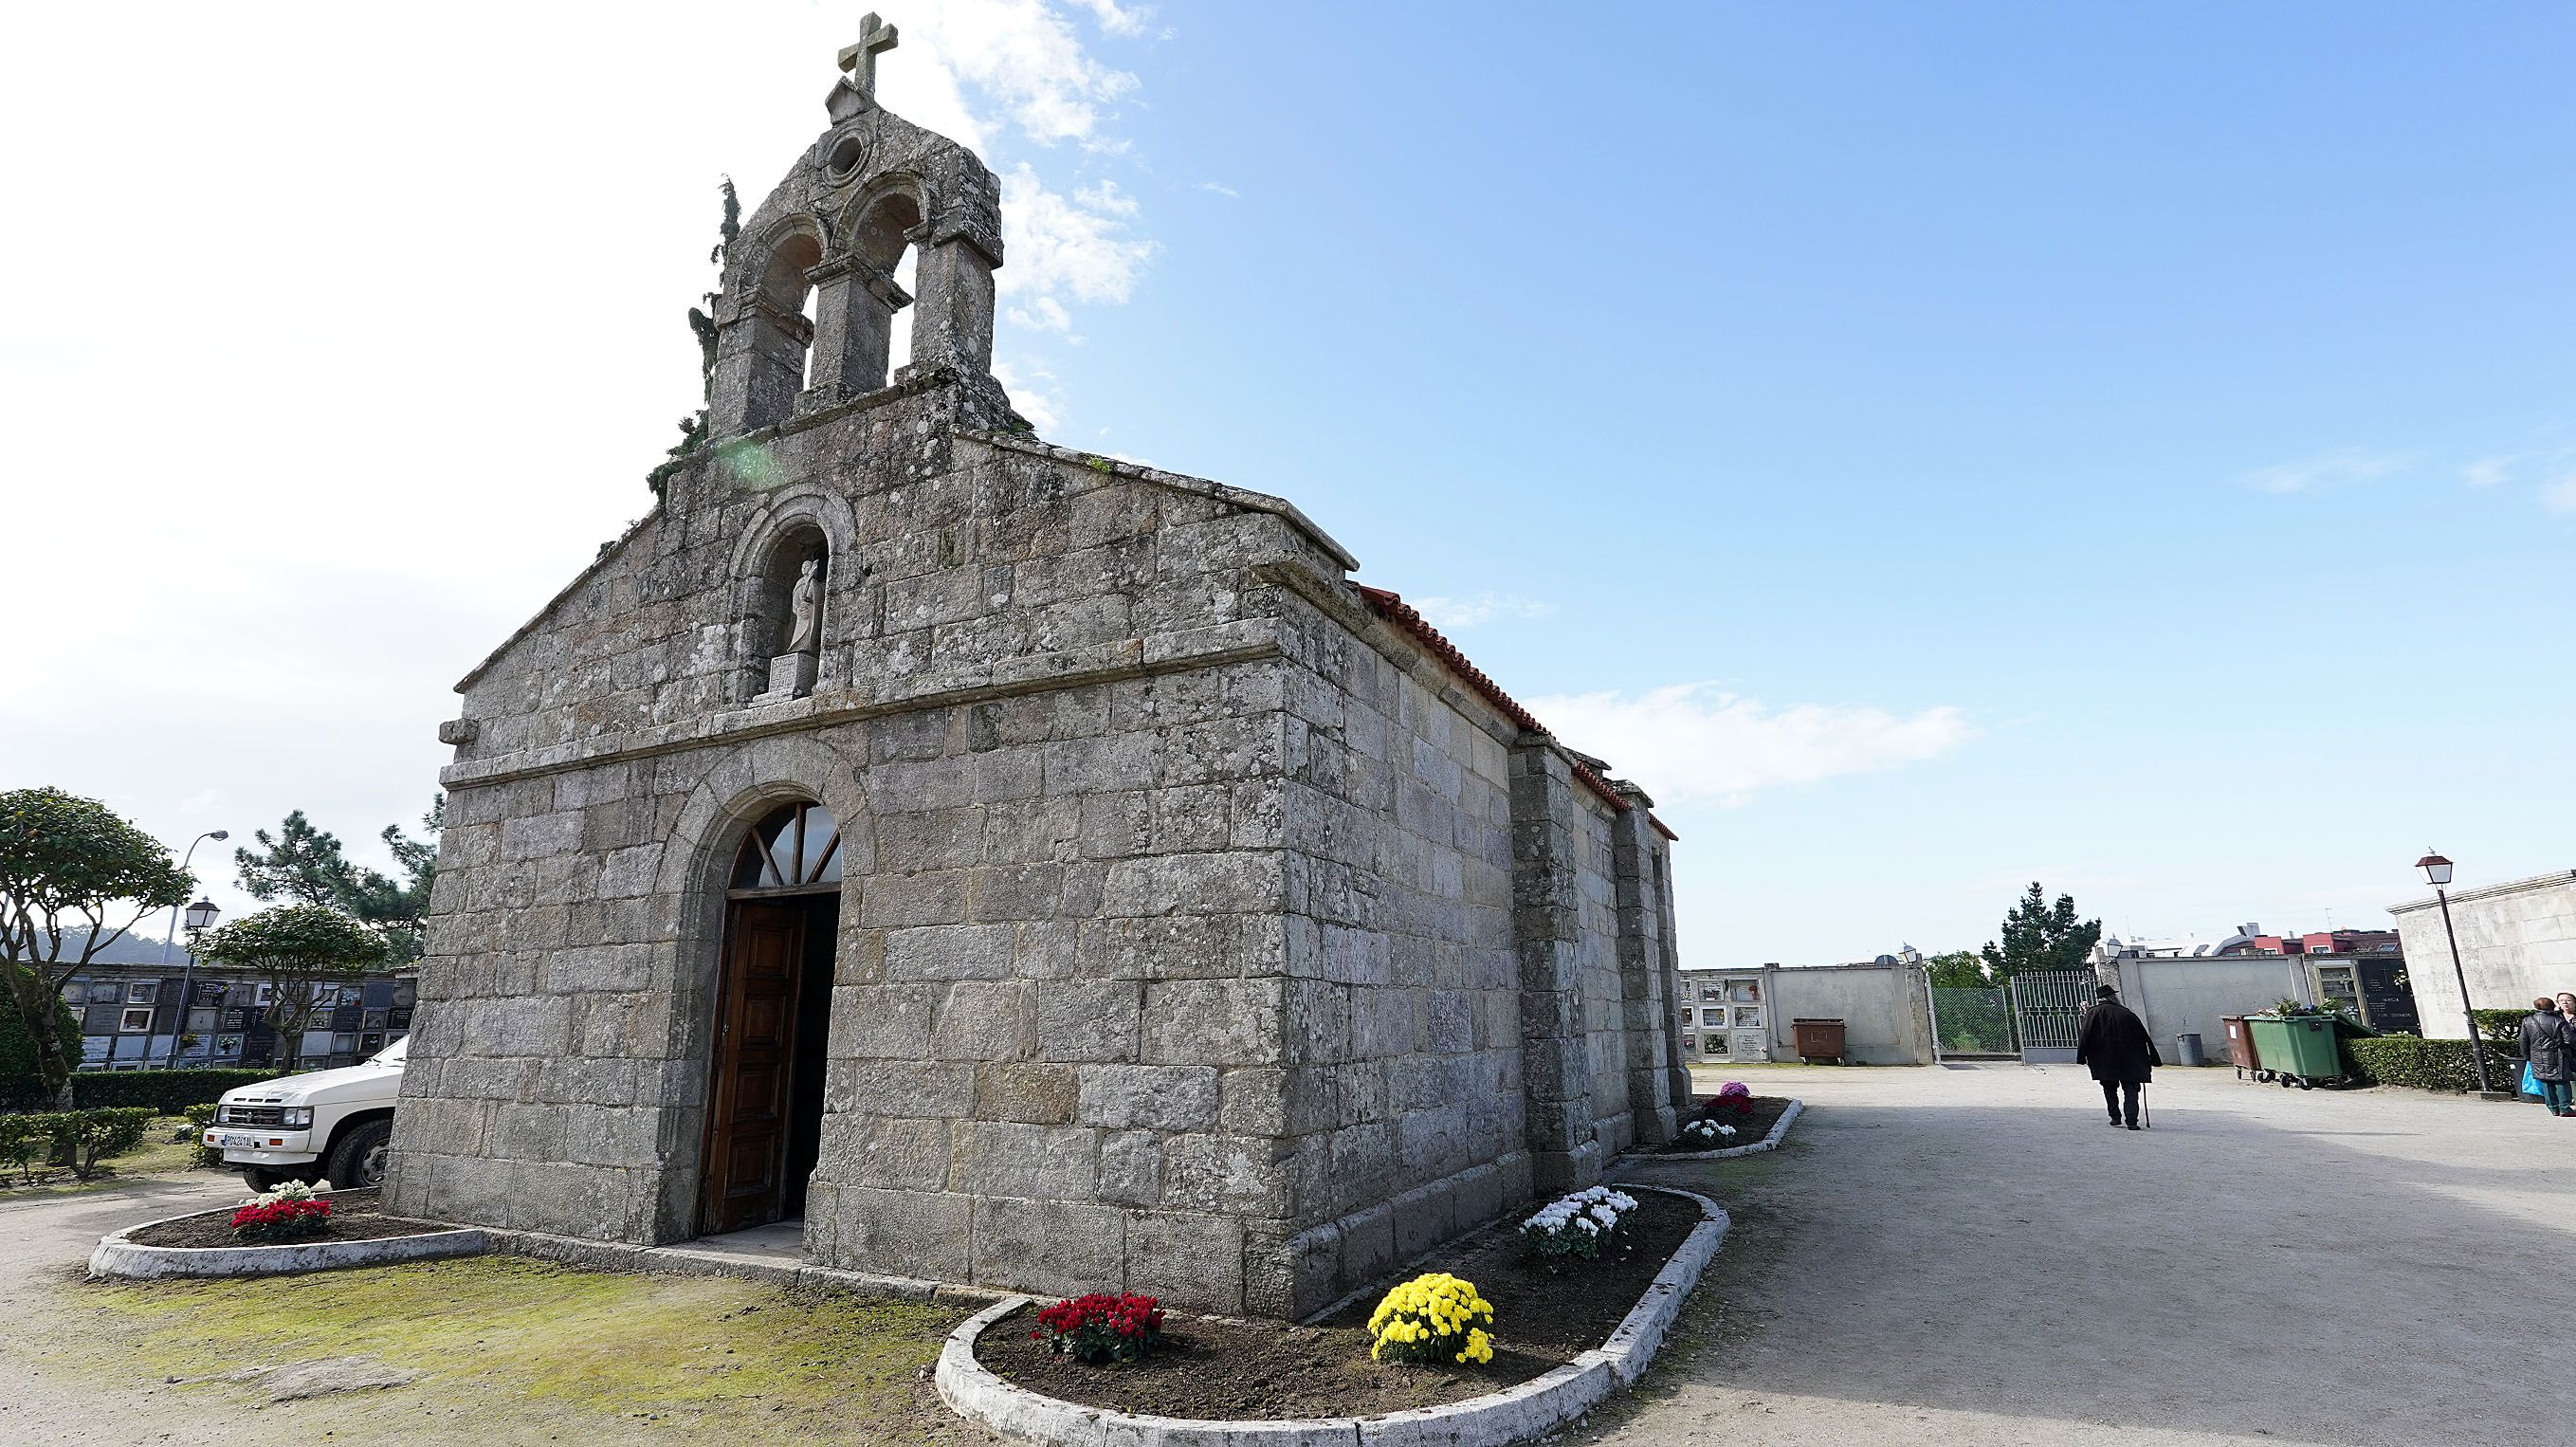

{"left": 837, "top": 12, "right": 899, "bottom": 99}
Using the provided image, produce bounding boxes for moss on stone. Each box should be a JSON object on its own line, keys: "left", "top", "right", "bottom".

{"left": 47, "top": 1256, "right": 973, "bottom": 1441}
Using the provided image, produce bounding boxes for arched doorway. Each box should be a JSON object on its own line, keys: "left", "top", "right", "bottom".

{"left": 699, "top": 798, "right": 843, "bottom": 1236}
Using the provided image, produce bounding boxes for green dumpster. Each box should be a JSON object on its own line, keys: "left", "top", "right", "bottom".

{"left": 2245, "top": 1012, "right": 2368, "bottom": 1088}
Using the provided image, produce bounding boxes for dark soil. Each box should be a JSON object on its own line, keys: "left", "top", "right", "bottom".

{"left": 1658, "top": 1094, "right": 1793, "bottom": 1152}
{"left": 974, "top": 1190, "right": 1704, "bottom": 1420}
{"left": 129, "top": 1195, "right": 456, "bottom": 1250}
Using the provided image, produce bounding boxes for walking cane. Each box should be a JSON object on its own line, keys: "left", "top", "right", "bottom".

{"left": 2142, "top": 1083, "right": 2151, "bottom": 1129}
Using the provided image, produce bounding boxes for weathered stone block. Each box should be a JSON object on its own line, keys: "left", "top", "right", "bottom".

{"left": 1096, "top": 1128, "right": 1161, "bottom": 1207}
{"left": 948, "top": 1120, "right": 1097, "bottom": 1200}
{"left": 885, "top": 923, "right": 1014, "bottom": 981}
{"left": 976, "top": 1062, "right": 1079, "bottom": 1125}
{"left": 928, "top": 980, "right": 1022, "bottom": 1059}
{"left": 835, "top": 1059, "right": 977, "bottom": 1119}
{"left": 972, "top": 1196, "right": 1126, "bottom": 1299}
{"left": 827, "top": 1187, "right": 971, "bottom": 1283}
{"left": 1076, "top": 1063, "right": 1218, "bottom": 1132}
{"left": 1162, "top": 1132, "right": 1289, "bottom": 1216}
{"left": 832, "top": 984, "right": 938, "bottom": 1058}
{"left": 1032, "top": 980, "right": 1142, "bottom": 1062}
{"left": 1142, "top": 978, "right": 1283, "bottom": 1066}
{"left": 1124, "top": 1211, "right": 1246, "bottom": 1313}
{"left": 816, "top": 1114, "right": 951, "bottom": 1191}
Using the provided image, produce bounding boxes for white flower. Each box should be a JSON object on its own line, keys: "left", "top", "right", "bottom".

{"left": 1716, "top": 1125, "right": 1737, "bottom": 1137}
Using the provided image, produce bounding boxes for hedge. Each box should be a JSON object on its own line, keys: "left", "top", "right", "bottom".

{"left": 2347, "top": 1036, "right": 2519, "bottom": 1094}
{"left": 0, "top": 1107, "right": 158, "bottom": 1183}
{"left": 68, "top": 1069, "right": 284, "bottom": 1113}
{"left": 2473, "top": 1008, "right": 2529, "bottom": 1047}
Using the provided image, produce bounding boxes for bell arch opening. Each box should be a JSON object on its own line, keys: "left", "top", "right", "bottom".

{"left": 845, "top": 189, "right": 922, "bottom": 390}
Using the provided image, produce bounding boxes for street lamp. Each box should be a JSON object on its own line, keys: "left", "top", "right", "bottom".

{"left": 164, "top": 897, "right": 221, "bottom": 1069}
{"left": 2416, "top": 849, "right": 2495, "bottom": 1096}
{"left": 156, "top": 830, "right": 228, "bottom": 1068}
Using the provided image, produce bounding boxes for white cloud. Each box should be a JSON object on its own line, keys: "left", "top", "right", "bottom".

{"left": 1526, "top": 684, "right": 1973, "bottom": 806}
{"left": 1074, "top": 179, "right": 1140, "bottom": 216}
{"left": 1006, "top": 295, "right": 1078, "bottom": 337}
{"left": 2541, "top": 473, "right": 2576, "bottom": 515}
{"left": 1195, "top": 180, "right": 1241, "bottom": 198}
{"left": 1411, "top": 594, "right": 1556, "bottom": 631}
{"left": 2462, "top": 454, "right": 2519, "bottom": 488}
{"left": 1071, "top": 0, "right": 1156, "bottom": 36}
{"left": 997, "top": 163, "right": 1159, "bottom": 307}
{"left": 2241, "top": 448, "right": 2411, "bottom": 495}
{"left": 904, "top": 0, "right": 1139, "bottom": 147}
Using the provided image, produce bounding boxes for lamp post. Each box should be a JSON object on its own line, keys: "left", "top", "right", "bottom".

{"left": 2416, "top": 850, "right": 2494, "bottom": 1097}
{"left": 163, "top": 897, "right": 222, "bottom": 1069}
{"left": 155, "top": 829, "right": 228, "bottom": 1068}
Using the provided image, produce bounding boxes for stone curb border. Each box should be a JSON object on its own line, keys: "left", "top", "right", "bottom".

{"left": 933, "top": 1185, "right": 1729, "bottom": 1447}
{"left": 89, "top": 1200, "right": 485, "bottom": 1282}
{"left": 1646, "top": 1099, "right": 1804, "bottom": 1163}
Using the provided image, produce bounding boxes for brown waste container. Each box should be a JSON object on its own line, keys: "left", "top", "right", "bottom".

{"left": 1793, "top": 1017, "right": 1848, "bottom": 1065}
{"left": 2221, "top": 1016, "right": 2258, "bottom": 1077}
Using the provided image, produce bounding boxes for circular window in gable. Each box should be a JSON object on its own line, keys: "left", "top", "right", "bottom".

{"left": 824, "top": 129, "right": 875, "bottom": 184}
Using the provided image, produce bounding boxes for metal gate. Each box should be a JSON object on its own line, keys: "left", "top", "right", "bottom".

{"left": 2009, "top": 970, "right": 2096, "bottom": 1064}
{"left": 1929, "top": 986, "right": 2017, "bottom": 1057}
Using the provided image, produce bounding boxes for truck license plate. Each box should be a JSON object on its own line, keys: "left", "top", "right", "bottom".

{"left": 211, "top": 1131, "right": 264, "bottom": 1148}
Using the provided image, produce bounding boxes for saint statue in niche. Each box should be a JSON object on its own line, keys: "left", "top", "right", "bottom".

{"left": 786, "top": 558, "right": 823, "bottom": 655}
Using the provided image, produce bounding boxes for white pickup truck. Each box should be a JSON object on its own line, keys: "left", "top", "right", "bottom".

{"left": 204, "top": 1036, "right": 406, "bottom": 1192}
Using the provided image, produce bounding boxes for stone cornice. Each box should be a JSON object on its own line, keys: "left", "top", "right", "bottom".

{"left": 2389, "top": 870, "right": 2576, "bottom": 915}
{"left": 441, "top": 617, "right": 1282, "bottom": 791}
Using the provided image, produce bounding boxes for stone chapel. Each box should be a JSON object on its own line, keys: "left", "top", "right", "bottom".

{"left": 383, "top": 21, "right": 1690, "bottom": 1319}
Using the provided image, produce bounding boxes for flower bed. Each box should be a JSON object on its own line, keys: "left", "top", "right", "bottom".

{"left": 1656, "top": 1091, "right": 1794, "bottom": 1152}
{"left": 127, "top": 1192, "right": 449, "bottom": 1250}
{"left": 968, "top": 1189, "right": 1703, "bottom": 1420}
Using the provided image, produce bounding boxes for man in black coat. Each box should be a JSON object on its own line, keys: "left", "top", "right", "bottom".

{"left": 2076, "top": 984, "right": 2161, "bottom": 1130}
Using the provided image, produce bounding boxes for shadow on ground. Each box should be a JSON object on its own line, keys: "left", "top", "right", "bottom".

{"left": 1594, "top": 1065, "right": 2562, "bottom": 1447}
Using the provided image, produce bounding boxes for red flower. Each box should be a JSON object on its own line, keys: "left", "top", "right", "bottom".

{"left": 1033, "top": 1292, "right": 1167, "bottom": 1364}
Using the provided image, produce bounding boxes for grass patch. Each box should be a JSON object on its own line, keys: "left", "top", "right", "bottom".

{"left": 43, "top": 1255, "right": 976, "bottom": 1442}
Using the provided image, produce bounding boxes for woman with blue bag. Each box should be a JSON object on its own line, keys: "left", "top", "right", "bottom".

{"left": 2516, "top": 998, "right": 2575, "bottom": 1116}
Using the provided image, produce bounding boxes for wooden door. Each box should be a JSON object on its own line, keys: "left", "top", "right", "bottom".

{"left": 700, "top": 900, "right": 804, "bottom": 1235}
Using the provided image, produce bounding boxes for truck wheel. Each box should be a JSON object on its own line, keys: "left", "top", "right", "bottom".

{"left": 242, "top": 1165, "right": 315, "bottom": 1193}
{"left": 324, "top": 1120, "right": 393, "bottom": 1191}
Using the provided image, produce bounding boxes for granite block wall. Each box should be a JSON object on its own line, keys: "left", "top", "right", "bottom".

{"left": 390, "top": 380, "right": 1686, "bottom": 1319}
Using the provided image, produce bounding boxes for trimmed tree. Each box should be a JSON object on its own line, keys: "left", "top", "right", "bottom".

{"left": 1979, "top": 882, "right": 2103, "bottom": 980}
{"left": 1924, "top": 949, "right": 1991, "bottom": 989}
{"left": 0, "top": 993, "right": 82, "bottom": 1108}
{"left": 192, "top": 905, "right": 387, "bottom": 1072}
{"left": 0, "top": 789, "right": 195, "bottom": 1108}
{"left": 233, "top": 798, "right": 441, "bottom": 963}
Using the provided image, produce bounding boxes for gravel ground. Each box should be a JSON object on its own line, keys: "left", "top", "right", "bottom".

{"left": 0, "top": 1173, "right": 247, "bottom": 1445}
{"left": 6, "top": 1067, "right": 2552, "bottom": 1445}
{"left": 1583, "top": 1062, "right": 2556, "bottom": 1447}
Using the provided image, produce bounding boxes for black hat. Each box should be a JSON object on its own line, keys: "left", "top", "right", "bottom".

{"left": 2095, "top": 985, "right": 2118, "bottom": 998}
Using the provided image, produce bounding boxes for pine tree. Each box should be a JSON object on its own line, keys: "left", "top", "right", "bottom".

{"left": 1979, "top": 882, "right": 2102, "bottom": 980}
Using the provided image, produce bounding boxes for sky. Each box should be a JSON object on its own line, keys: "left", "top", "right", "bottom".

{"left": 3, "top": 2, "right": 2571, "bottom": 964}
